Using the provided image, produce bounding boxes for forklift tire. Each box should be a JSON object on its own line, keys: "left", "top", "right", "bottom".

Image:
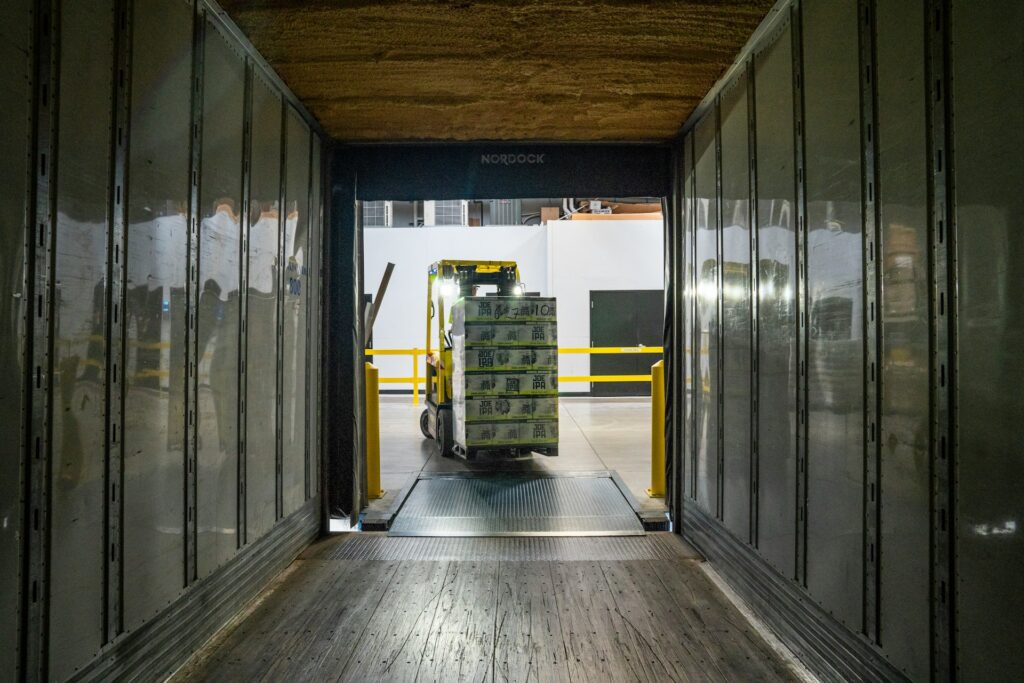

{"left": 419, "top": 409, "right": 431, "bottom": 439}
{"left": 437, "top": 409, "right": 454, "bottom": 458}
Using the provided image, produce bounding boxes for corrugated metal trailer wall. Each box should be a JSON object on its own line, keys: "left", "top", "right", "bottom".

{"left": 3, "top": 1, "right": 326, "bottom": 679}
{"left": 676, "top": 0, "right": 1023, "bottom": 680}
{"left": 0, "top": 0, "right": 35, "bottom": 678}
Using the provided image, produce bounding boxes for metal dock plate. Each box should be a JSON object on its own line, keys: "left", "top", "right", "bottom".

{"left": 388, "top": 473, "right": 645, "bottom": 537}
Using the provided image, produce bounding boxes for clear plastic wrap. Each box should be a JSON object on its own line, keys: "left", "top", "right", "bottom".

{"left": 452, "top": 297, "right": 559, "bottom": 451}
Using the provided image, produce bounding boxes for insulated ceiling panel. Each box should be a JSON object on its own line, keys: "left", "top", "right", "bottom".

{"left": 218, "top": 0, "right": 774, "bottom": 141}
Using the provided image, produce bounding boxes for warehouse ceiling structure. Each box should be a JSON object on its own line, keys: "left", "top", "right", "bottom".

{"left": 218, "top": 0, "right": 774, "bottom": 141}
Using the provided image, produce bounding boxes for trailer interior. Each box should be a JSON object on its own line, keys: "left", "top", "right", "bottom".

{"left": 3, "top": 0, "right": 1022, "bottom": 681}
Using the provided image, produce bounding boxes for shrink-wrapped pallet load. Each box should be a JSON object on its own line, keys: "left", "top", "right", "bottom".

{"left": 451, "top": 296, "right": 558, "bottom": 456}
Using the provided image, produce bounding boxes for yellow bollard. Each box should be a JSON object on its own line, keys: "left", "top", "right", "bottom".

{"left": 365, "top": 362, "right": 384, "bottom": 499}
{"left": 648, "top": 360, "right": 666, "bottom": 498}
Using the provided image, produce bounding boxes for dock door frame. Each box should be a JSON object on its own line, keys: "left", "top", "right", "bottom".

{"left": 324, "top": 143, "right": 676, "bottom": 528}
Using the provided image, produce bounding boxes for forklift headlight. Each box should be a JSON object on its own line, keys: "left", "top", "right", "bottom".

{"left": 439, "top": 279, "right": 458, "bottom": 299}
{"left": 512, "top": 284, "right": 525, "bottom": 296}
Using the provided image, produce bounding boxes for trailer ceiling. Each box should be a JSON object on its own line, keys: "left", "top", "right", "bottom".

{"left": 218, "top": 0, "right": 773, "bottom": 141}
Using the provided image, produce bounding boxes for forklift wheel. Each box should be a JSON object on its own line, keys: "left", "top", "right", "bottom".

{"left": 419, "top": 409, "right": 431, "bottom": 439}
{"left": 438, "top": 409, "right": 455, "bottom": 458}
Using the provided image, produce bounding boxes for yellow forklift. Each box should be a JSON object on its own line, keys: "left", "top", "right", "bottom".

{"left": 419, "top": 259, "right": 524, "bottom": 457}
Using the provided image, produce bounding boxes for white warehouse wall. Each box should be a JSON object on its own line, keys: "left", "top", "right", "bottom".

{"left": 547, "top": 220, "right": 664, "bottom": 391}
{"left": 363, "top": 219, "right": 663, "bottom": 393}
{"left": 365, "top": 225, "right": 549, "bottom": 384}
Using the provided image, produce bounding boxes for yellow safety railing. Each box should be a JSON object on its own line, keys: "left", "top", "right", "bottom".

{"left": 365, "top": 348, "right": 425, "bottom": 405}
{"left": 364, "top": 346, "right": 664, "bottom": 403}
{"left": 557, "top": 346, "right": 663, "bottom": 383}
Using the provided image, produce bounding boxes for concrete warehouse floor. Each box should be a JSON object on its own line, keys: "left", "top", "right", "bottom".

{"left": 367, "top": 396, "right": 668, "bottom": 518}
{"left": 218, "top": 0, "right": 774, "bottom": 141}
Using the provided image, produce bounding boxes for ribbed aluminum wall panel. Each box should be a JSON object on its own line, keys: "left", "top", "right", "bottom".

{"left": 668, "top": 146, "right": 684, "bottom": 524}
{"left": 801, "top": 0, "right": 864, "bottom": 630}
{"left": 875, "top": 0, "right": 929, "bottom": 676}
{"left": 308, "top": 137, "right": 323, "bottom": 499}
{"left": 48, "top": 1, "right": 116, "bottom": 677}
{"left": 0, "top": 0, "right": 33, "bottom": 677}
{"left": 682, "top": 138, "right": 695, "bottom": 503}
{"left": 950, "top": 2, "right": 1024, "bottom": 678}
{"left": 123, "top": 0, "right": 193, "bottom": 631}
{"left": 676, "top": 0, "right": 1024, "bottom": 679}
{"left": 246, "top": 73, "right": 283, "bottom": 541}
{"left": 8, "top": 1, "right": 326, "bottom": 678}
{"left": 753, "top": 21, "right": 797, "bottom": 578}
{"left": 282, "top": 109, "right": 310, "bottom": 516}
{"left": 719, "top": 71, "right": 752, "bottom": 541}
{"left": 197, "top": 18, "right": 245, "bottom": 578}
{"left": 693, "top": 112, "right": 719, "bottom": 518}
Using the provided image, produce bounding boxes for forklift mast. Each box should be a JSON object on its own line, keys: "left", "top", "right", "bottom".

{"left": 421, "top": 260, "right": 525, "bottom": 456}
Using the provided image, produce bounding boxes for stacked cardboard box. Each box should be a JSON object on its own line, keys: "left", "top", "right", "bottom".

{"left": 452, "top": 296, "right": 558, "bottom": 454}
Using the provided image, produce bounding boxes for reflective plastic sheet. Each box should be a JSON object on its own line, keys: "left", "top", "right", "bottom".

{"left": 802, "top": 0, "right": 864, "bottom": 629}
{"left": 246, "top": 74, "right": 282, "bottom": 541}
{"left": 123, "top": 0, "right": 192, "bottom": 631}
{"left": 719, "top": 72, "right": 752, "bottom": 541}
{"left": 876, "top": 0, "right": 930, "bottom": 676}
{"left": 693, "top": 111, "right": 719, "bottom": 518}
{"left": 49, "top": 1, "right": 114, "bottom": 675}
{"left": 754, "top": 24, "right": 797, "bottom": 577}
{"left": 282, "top": 110, "right": 310, "bottom": 516}
{"left": 197, "top": 21, "right": 244, "bottom": 576}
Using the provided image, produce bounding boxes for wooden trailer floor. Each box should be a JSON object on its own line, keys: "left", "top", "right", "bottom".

{"left": 175, "top": 533, "right": 800, "bottom": 682}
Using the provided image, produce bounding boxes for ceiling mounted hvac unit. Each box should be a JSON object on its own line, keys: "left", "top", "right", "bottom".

{"left": 423, "top": 200, "right": 469, "bottom": 226}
